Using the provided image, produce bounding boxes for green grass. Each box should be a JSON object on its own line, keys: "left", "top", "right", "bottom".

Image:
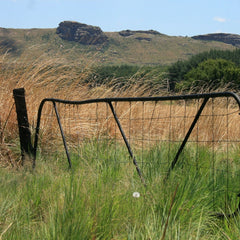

{"left": 1, "top": 141, "right": 240, "bottom": 239}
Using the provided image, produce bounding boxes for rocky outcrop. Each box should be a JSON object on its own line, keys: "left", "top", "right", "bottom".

{"left": 119, "top": 29, "right": 162, "bottom": 37}
{"left": 192, "top": 33, "right": 240, "bottom": 48}
{"left": 135, "top": 37, "right": 152, "bottom": 41}
{"left": 56, "top": 21, "right": 108, "bottom": 45}
{"left": 0, "top": 37, "right": 18, "bottom": 54}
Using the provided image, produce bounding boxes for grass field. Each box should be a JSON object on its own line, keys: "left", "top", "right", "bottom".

{"left": 1, "top": 141, "right": 240, "bottom": 239}
{"left": 1, "top": 53, "right": 240, "bottom": 239}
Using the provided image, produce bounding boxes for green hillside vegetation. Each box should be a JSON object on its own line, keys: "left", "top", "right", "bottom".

{"left": 178, "top": 59, "right": 240, "bottom": 91}
{"left": 86, "top": 49, "right": 240, "bottom": 93}
{"left": 0, "top": 27, "right": 235, "bottom": 66}
{"left": 85, "top": 64, "right": 168, "bottom": 92}
{"left": 168, "top": 49, "right": 240, "bottom": 91}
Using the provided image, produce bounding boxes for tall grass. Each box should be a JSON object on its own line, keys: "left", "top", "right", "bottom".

{"left": 0, "top": 51, "right": 160, "bottom": 165}
{"left": 1, "top": 52, "right": 240, "bottom": 239}
{"left": 1, "top": 141, "right": 239, "bottom": 239}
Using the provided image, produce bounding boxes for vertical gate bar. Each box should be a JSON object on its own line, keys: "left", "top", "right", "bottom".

{"left": 183, "top": 100, "right": 187, "bottom": 168}
{"left": 33, "top": 100, "right": 45, "bottom": 168}
{"left": 142, "top": 102, "right": 144, "bottom": 168}
{"left": 211, "top": 98, "right": 215, "bottom": 209}
{"left": 106, "top": 102, "right": 109, "bottom": 162}
{"left": 168, "top": 100, "right": 172, "bottom": 165}
{"left": 226, "top": 97, "right": 229, "bottom": 213}
{"left": 53, "top": 101, "right": 72, "bottom": 168}
{"left": 148, "top": 101, "right": 157, "bottom": 147}
{"left": 196, "top": 99, "right": 200, "bottom": 171}
{"left": 129, "top": 102, "right": 131, "bottom": 149}
{"left": 114, "top": 102, "right": 117, "bottom": 163}
{"left": 166, "top": 97, "right": 209, "bottom": 178}
{"left": 108, "top": 101, "right": 146, "bottom": 185}
{"left": 96, "top": 103, "right": 99, "bottom": 160}
{"left": 76, "top": 105, "right": 81, "bottom": 159}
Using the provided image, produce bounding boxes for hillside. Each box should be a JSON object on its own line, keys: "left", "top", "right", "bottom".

{"left": 0, "top": 21, "right": 237, "bottom": 66}
{"left": 192, "top": 33, "right": 240, "bottom": 48}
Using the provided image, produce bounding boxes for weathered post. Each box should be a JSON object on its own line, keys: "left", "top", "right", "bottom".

{"left": 13, "top": 88, "right": 33, "bottom": 162}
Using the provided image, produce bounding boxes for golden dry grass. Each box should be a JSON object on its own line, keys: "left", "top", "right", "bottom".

{"left": 45, "top": 99, "right": 240, "bottom": 148}
{"left": 1, "top": 51, "right": 240, "bottom": 165}
{"left": 0, "top": 52, "right": 161, "bottom": 162}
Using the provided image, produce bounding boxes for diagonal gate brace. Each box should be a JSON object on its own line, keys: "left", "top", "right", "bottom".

{"left": 166, "top": 97, "right": 209, "bottom": 178}
{"left": 108, "top": 101, "right": 146, "bottom": 185}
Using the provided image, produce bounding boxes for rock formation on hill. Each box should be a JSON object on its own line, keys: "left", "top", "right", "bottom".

{"left": 192, "top": 33, "right": 240, "bottom": 48}
{"left": 56, "top": 21, "right": 108, "bottom": 45}
{"left": 119, "top": 29, "right": 162, "bottom": 37}
{"left": 0, "top": 37, "right": 18, "bottom": 53}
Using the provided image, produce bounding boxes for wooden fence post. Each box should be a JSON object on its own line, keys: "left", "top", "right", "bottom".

{"left": 13, "top": 88, "right": 33, "bottom": 162}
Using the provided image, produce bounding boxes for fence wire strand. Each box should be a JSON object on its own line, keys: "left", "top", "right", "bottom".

{"left": 33, "top": 92, "right": 240, "bottom": 215}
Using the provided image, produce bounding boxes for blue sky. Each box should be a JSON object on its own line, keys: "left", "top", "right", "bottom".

{"left": 1, "top": 0, "right": 240, "bottom": 36}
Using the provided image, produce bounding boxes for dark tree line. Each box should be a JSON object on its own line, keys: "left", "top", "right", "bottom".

{"left": 168, "top": 49, "right": 240, "bottom": 91}
{"left": 84, "top": 48, "right": 240, "bottom": 93}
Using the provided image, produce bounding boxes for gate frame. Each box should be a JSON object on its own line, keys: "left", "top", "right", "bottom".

{"left": 32, "top": 92, "right": 240, "bottom": 174}
{"left": 13, "top": 89, "right": 240, "bottom": 218}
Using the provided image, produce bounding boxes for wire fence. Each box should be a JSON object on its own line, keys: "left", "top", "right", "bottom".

{"left": 14, "top": 90, "right": 240, "bottom": 217}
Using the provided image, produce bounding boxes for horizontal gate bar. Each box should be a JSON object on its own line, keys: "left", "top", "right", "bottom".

{"left": 33, "top": 91, "right": 240, "bottom": 168}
